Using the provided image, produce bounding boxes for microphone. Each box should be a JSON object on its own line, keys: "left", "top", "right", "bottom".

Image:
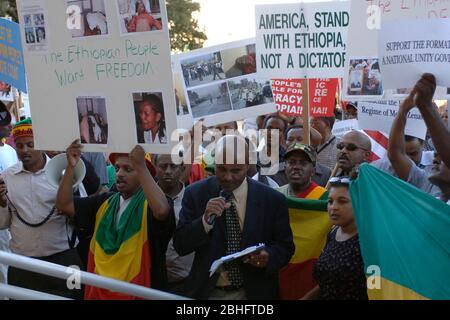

{"left": 207, "top": 190, "right": 230, "bottom": 225}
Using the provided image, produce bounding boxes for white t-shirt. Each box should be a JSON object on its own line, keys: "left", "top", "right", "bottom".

{"left": 0, "top": 143, "right": 18, "bottom": 173}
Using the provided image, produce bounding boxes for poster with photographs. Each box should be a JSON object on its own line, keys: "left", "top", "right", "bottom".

{"left": 344, "top": 58, "right": 384, "bottom": 100}
{"left": 16, "top": 0, "right": 176, "bottom": 153}
{"left": 0, "top": 82, "right": 14, "bottom": 102}
{"left": 21, "top": 3, "right": 48, "bottom": 53}
{"left": 176, "top": 39, "right": 276, "bottom": 127}
{"left": 117, "top": 0, "right": 163, "bottom": 35}
{"left": 66, "top": 0, "right": 109, "bottom": 38}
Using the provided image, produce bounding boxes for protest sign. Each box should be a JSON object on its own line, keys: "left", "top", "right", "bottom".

{"left": 332, "top": 118, "right": 359, "bottom": 139}
{"left": 271, "top": 78, "right": 337, "bottom": 117}
{"left": 16, "top": 0, "right": 176, "bottom": 153}
{"left": 0, "top": 18, "right": 27, "bottom": 93}
{"left": 379, "top": 19, "right": 450, "bottom": 89}
{"left": 255, "top": 1, "right": 350, "bottom": 79}
{"left": 175, "top": 38, "right": 276, "bottom": 127}
{"left": 346, "top": 0, "right": 450, "bottom": 99}
{"left": 358, "top": 100, "right": 427, "bottom": 139}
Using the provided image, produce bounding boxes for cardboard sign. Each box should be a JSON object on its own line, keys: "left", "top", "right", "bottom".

{"left": 255, "top": 1, "right": 350, "bottom": 79}
{"left": 271, "top": 78, "right": 337, "bottom": 116}
{"left": 346, "top": 0, "right": 450, "bottom": 99}
{"left": 0, "top": 18, "right": 27, "bottom": 93}
{"left": 174, "top": 38, "right": 276, "bottom": 127}
{"left": 16, "top": 0, "right": 176, "bottom": 153}
{"left": 379, "top": 19, "right": 450, "bottom": 89}
{"left": 358, "top": 100, "right": 427, "bottom": 139}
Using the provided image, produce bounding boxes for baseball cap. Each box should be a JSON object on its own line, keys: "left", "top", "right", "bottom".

{"left": 284, "top": 143, "right": 316, "bottom": 165}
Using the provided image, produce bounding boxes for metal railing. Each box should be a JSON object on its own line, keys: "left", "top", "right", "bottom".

{"left": 0, "top": 283, "right": 72, "bottom": 300}
{"left": 0, "top": 251, "right": 190, "bottom": 300}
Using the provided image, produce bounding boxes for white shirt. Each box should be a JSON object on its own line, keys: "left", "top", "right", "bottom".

{"left": 166, "top": 184, "right": 195, "bottom": 283}
{"left": 143, "top": 129, "right": 167, "bottom": 144}
{"left": 116, "top": 196, "right": 132, "bottom": 229}
{"left": 447, "top": 200, "right": 450, "bottom": 206}
{"left": 0, "top": 157, "right": 74, "bottom": 257}
{"left": 0, "top": 144, "right": 18, "bottom": 173}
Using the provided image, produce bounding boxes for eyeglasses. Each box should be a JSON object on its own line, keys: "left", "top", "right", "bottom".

{"left": 329, "top": 177, "right": 351, "bottom": 186}
{"left": 336, "top": 142, "right": 368, "bottom": 152}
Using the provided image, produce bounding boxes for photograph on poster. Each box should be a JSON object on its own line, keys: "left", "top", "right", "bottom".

{"left": 187, "top": 83, "right": 232, "bottom": 118}
{"left": 24, "top": 27, "right": 35, "bottom": 44}
{"left": 221, "top": 44, "right": 257, "bottom": 79}
{"left": 117, "top": 0, "right": 163, "bottom": 34}
{"left": 181, "top": 52, "right": 225, "bottom": 88}
{"left": 173, "top": 73, "right": 189, "bottom": 116}
{"left": 66, "top": 0, "right": 109, "bottom": 38}
{"left": 346, "top": 58, "right": 383, "bottom": 96}
{"left": 133, "top": 92, "right": 168, "bottom": 145}
{"left": 228, "top": 76, "right": 273, "bottom": 110}
{"left": 77, "top": 96, "right": 108, "bottom": 145}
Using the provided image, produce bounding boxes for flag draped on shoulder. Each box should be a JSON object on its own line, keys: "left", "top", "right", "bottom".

{"left": 85, "top": 189, "right": 151, "bottom": 300}
{"left": 279, "top": 197, "right": 332, "bottom": 300}
{"left": 350, "top": 164, "right": 450, "bottom": 300}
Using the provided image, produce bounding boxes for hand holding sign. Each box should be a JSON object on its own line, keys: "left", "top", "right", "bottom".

{"left": 413, "top": 73, "right": 437, "bottom": 110}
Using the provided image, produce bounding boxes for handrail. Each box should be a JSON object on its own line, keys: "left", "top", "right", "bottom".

{"left": 0, "top": 283, "right": 72, "bottom": 300}
{"left": 0, "top": 251, "right": 190, "bottom": 300}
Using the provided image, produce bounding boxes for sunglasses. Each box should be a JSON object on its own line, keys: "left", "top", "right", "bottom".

{"left": 336, "top": 142, "right": 368, "bottom": 152}
{"left": 329, "top": 177, "right": 351, "bottom": 186}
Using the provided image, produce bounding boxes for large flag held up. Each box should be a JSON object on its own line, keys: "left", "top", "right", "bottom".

{"left": 279, "top": 197, "right": 332, "bottom": 300}
{"left": 350, "top": 164, "right": 450, "bottom": 300}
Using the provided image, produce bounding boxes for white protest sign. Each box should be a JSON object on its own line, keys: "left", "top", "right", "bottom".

{"left": 175, "top": 38, "right": 276, "bottom": 127}
{"left": 16, "top": 0, "right": 177, "bottom": 153}
{"left": 379, "top": 19, "right": 450, "bottom": 90}
{"left": 332, "top": 118, "right": 359, "bottom": 139}
{"left": 358, "top": 100, "right": 427, "bottom": 139}
{"left": 255, "top": 1, "right": 350, "bottom": 79}
{"left": 346, "top": 0, "right": 450, "bottom": 99}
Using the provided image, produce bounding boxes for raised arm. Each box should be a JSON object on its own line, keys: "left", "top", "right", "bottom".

{"left": 387, "top": 92, "right": 416, "bottom": 181}
{"left": 55, "top": 140, "right": 83, "bottom": 217}
{"left": 129, "top": 146, "right": 170, "bottom": 222}
{"left": 414, "top": 73, "right": 450, "bottom": 168}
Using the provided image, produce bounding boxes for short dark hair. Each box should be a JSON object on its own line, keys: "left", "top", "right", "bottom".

{"left": 318, "top": 116, "right": 336, "bottom": 129}
{"left": 405, "top": 135, "right": 424, "bottom": 144}
{"left": 263, "top": 115, "right": 287, "bottom": 130}
{"left": 284, "top": 124, "right": 303, "bottom": 141}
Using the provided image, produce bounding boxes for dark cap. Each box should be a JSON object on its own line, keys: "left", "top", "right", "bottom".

{"left": 285, "top": 143, "right": 316, "bottom": 165}
{"left": 0, "top": 101, "right": 12, "bottom": 126}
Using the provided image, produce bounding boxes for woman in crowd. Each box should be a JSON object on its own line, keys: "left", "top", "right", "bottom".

{"left": 137, "top": 94, "right": 167, "bottom": 144}
{"left": 303, "top": 177, "right": 368, "bottom": 300}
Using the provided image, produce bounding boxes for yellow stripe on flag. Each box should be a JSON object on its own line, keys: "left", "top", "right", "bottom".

{"left": 368, "top": 277, "right": 429, "bottom": 300}
{"left": 289, "top": 208, "right": 332, "bottom": 264}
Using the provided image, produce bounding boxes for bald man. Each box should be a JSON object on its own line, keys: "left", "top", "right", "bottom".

{"left": 335, "top": 131, "right": 372, "bottom": 176}
{"left": 174, "top": 135, "right": 294, "bottom": 300}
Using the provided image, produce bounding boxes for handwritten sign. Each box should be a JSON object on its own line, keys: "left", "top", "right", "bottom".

{"left": 271, "top": 78, "right": 337, "bottom": 116}
{"left": 0, "top": 18, "right": 26, "bottom": 92}
{"left": 16, "top": 0, "right": 176, "bottom": 153}
{"left": 255, "top": 1, "right": 350, "bottom": 79}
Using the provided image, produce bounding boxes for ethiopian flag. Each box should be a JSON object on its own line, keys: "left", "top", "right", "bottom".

{"left": 85, "top": 189, "right": 151, "bottom": 300}
{"left": 279, "top": 197, "right": 332, "bottom": 300}
{"left": 350, "top": 164, "right": 450, "bottom": 300}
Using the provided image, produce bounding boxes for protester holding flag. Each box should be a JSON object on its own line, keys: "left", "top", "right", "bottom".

{"left": 303, "top": 177, "right": 368, "bottom": 300}
{"left": 56, "top": 140, "right": 174, "bottom": 299}
{"left": 334, "top": 131, "right": 372, "bottom": 177}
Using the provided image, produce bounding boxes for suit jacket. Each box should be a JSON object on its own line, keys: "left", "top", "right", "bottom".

{"left": 173, "top": 177, "right": 294, "bottom": 300}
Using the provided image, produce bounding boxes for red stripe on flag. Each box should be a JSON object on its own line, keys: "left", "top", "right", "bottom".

{"left": 279, "top": 259, "right": 318, "bottom": 300}
{"left": 364, "top": 130, "right": 389, "bottom": 150}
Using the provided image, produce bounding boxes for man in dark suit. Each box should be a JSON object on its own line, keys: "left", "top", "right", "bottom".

{"left": 174, "top": 135, "right": 294, "bottom": 300}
